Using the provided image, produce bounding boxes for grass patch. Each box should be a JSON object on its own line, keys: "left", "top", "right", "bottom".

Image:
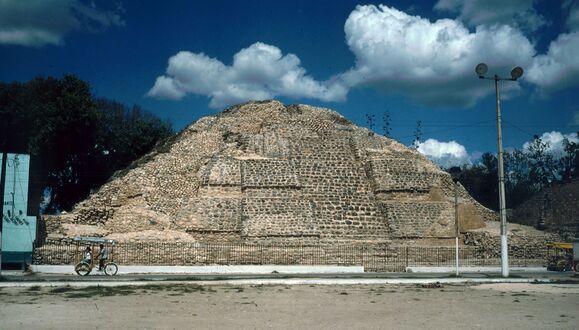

{"left": 50, "top": 286, "right": 75, "bottom": 294}
{"left": 65, "top": 292, "right": 95, "bottom": 299}
{"left": 546, "top": 279, "right": 579, "bottom": 285}
{"left": 54, "top": 286, "right": 139, "bottom": 298}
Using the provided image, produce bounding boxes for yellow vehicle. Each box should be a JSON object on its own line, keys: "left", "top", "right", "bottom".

{"left": 546, "top": 242, "right": 578, "bottom": 272}
{"left": 73, "top": 237, "right": 118, "bottom": 276}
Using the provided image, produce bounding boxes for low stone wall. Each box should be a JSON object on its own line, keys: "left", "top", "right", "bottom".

{"left": 368, "top": 157, "right": 439, "bottom": 192}
{"left": 33, "top": 239, "right": 549, "bottom": 272}
{"left": 464, "top": 229, "right": 559, "bottom": 260}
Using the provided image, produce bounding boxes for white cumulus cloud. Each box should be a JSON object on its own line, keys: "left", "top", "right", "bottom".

{"left": 416, "top": 138, "right": 471, "bottom": 167}
{"left": 340, "top": 5, "right": 535, "bottom": 107}
{"left": 148, "top": 4, "right": 579, "bottom": 109}
{"left": 526, "top": 31, "right": 579, "bottom": 93}
{"left": 434, "top": 0, "right": 546, "bottom": 32}
{"left": 147, "top": 42, "right": 348, "bottom": 108}
{"left": 522, "top": 131, "right": 578, "bottom": 156}
{"left": 0, "top": 0, "right": 124, "bottom": 47}
{"left": 564, "top": 0, "right": 579, "bottom": 31}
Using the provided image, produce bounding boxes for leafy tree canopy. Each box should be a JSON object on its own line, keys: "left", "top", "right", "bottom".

{"left": 446, "top": 135, "right": 578, "bottom": 211}
{"left": 0, "top": 75, "right": 173, "bottom": 213}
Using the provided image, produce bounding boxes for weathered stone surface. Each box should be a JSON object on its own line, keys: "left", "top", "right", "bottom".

{"left": 510, "top": 180, "right": 578, "bottom": 239}
{"left": 40, "top": 100, "right": 554, "bottom": 247}
{"left": 464, "top": 222, "right": 561, "bottom": 258}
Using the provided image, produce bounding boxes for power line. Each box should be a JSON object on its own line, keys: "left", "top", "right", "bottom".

{"left": 391, "top": 119, "right": 495, "bottom": 139}
{"left": 503, "top": 120, "right": 536, "bottom": 138}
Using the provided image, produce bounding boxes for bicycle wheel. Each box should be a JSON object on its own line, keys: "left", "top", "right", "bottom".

{"left": 556, "top": 260, "right": 568, "bottom": 272}
{"left": 75, "top": 262, "right": 91, "bottom": 276}
{"left": 104, "top": 262, "right": 118, "bottom": 276}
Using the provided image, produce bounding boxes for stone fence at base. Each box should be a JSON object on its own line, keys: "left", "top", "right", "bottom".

{"left": 32, "top": 239, "right": 550, "bottom": 272}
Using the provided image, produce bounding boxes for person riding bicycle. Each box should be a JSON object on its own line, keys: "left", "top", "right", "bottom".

{"left": 82, "top": 246, "right": 92, "bottom": 263}
{"left": 96, "top": 244, "right": 109, "bottom": 271}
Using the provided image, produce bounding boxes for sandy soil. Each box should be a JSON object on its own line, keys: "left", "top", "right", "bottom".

{"left": 0, "top": 283, "right": 577, "bottom": 329}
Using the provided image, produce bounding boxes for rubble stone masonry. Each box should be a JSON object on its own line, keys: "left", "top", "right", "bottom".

{"left": 40, "top": 100, "right": 555, "bottom": 249}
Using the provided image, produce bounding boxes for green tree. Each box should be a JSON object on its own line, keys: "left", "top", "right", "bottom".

{"left": 413, "top": 120, "right": 422, "bottom": 148}
{"left": 365, "top": 113, "right": 376, "bottom": 131}
{"left": 382, "top": 110, "right": 391, "bottom": 137}
{"left": 525, "top": 135, "right": 557, "bottom": 190}
{"left": 558, "top": 134, "right": 578, "bottom": 181}
{"left": 0, "top": 76, "right": 173, "bottom": 213}
{"left": 90, "top": 98, "right": 173, "bottom": 186}
{"left": 1, "top": 76, "right": 100, "bottom": 212}
{"left": 450, "top": 134, "right": 576, "bottom": 211}
{"left": 504, "top": 149, "right": 535, "bottom": 208}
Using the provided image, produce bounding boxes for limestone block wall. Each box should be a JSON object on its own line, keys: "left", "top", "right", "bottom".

{"left": 367, "top": 156, "right": 441, "bottom": 193}
{"left": 241, "top": 159, "right": 300, "bottom": 188}
{"left": 241, "top": 188, "right": 317, "bottom": 238}
{"left": 200, "top": 156, "right": 241, "bottom": 186}
{"left": 71, "top": 207, "right": 114, "bottom": 225}
{"left": 382, "top": 201, "right": 454, "bottom": 238}
{"left": 244, "top": 132, "right": 292, "bottom": 158}
{"left": 291, "top": 137, "right": 355, "bottom": 162}
{"left": 291, "top": 136, "right": 390, "bottom": 241}
{"left": 177, "top": 197, "right": 241, "bottom": 233}
{"left": 298, "top": 161, "right": 373, "bottom": 195}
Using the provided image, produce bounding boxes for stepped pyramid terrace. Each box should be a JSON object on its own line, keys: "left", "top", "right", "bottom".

{"left": 41, "top": 100, "right": 557, "bottom": 252}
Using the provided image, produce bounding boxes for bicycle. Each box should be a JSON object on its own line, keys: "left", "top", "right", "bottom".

{"left": 73, "top": 236, "right": 119, "bottom": 276}
{"left": 75, "top": 256, "right": 118, "bottom": 276}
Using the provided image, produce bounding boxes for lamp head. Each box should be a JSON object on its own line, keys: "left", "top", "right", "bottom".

{"left": 475, "top": 63, "right": 488, "bottom": 77}
{"left": 510, "top": 66, "right": 523, "bottom": 80}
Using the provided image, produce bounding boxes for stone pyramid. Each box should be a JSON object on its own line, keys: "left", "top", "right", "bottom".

{"left": 45, "top": 100, "right": 496, "bottom": 244}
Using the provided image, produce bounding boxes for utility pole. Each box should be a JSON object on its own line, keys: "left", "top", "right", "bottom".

{"left": 476, "top": 63, "right": 524, "bottom": 278}
{"left": 449, "top": 166, "right": 461, "bottom": 276}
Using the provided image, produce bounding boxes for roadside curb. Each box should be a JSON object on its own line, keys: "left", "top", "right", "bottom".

{"left": 0, "top": 277, "right": 554, "bottom": 287}
{"left": 29, "top": 265, "right": 365, "bottom": 275}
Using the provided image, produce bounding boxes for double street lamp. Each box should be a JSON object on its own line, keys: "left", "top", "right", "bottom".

{"left": 475, "top": 63, "right": 524, "bottom": 278}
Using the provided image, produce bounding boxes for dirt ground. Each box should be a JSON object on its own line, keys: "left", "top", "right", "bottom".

{"left": 0, "top": 282, "right": 577, "bottom": 329}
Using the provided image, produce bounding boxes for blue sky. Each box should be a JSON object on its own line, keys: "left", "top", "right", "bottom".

{"left": 1, "top": 0, "right": 578, "bottom": 167}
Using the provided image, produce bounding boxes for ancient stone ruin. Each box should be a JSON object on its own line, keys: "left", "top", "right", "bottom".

{"left": 43, "top": 100, "right": 553, "bottom": 248}
{"left": 511, "top": 180, "right": 578, "bottom": 239}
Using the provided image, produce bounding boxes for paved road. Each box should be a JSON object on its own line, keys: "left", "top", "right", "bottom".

{"left": 2, "top": 270, "right": 578, "bottom": 284}
{"left": 1, "top": 280, "right": 578, "bottom": 329}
